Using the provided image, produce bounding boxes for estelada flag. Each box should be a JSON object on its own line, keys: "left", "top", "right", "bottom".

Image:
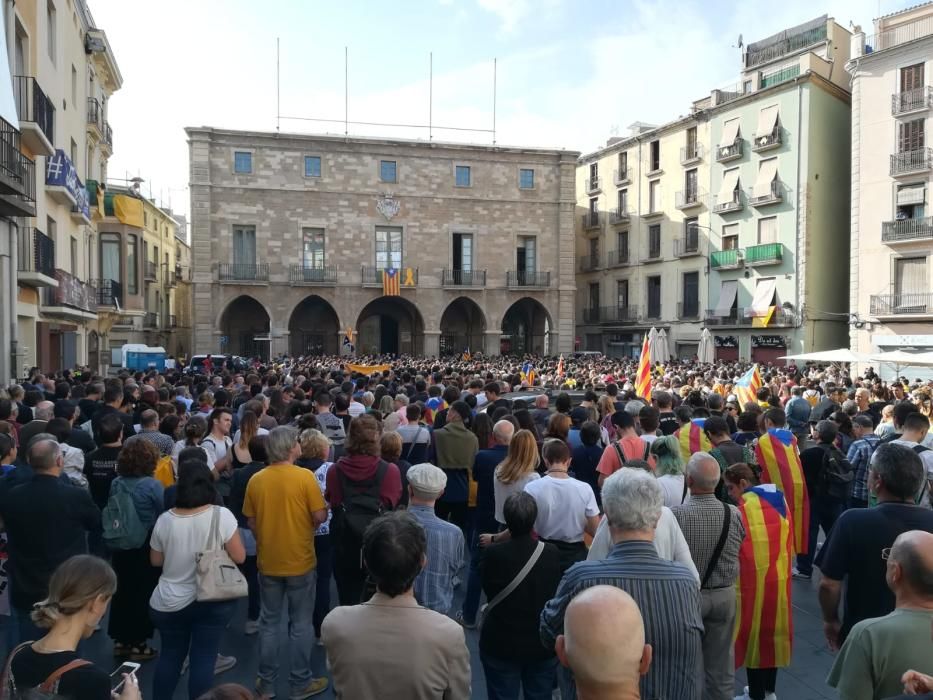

{"left": 635, "top": 334, "right": 651, "bottom": 399}
{"left": 382, "top": 268, "right": 400, "bottom": 296}
{"left": 734, "top": 484, "right": 794, "bottom": 670}
{"left": 735, "top": 365, "right": 762, "bottom": 406}
{"left": 675, "top": 418, "right": 712, "bottom": 461}
{"left": 755, "top": 428, "right": 809, "bottom": 554}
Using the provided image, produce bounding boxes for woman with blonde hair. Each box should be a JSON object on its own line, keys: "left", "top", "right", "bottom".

{"left": 492, "top": 429, "right": 541, "bottom": 527}
{"left": 6, "top": 555, "right": 140, "bottom": 699}
{"left": 596, "top": 394, "right": 616, "bottom": 433}
{"left": 543, "top": 412, "right": 571, "bottom": 444}
{"left": 650, "top": 435, "right": 688, "bottom": 507}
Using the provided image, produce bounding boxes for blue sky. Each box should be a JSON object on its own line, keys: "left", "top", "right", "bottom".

{"left": 89, "top": 0, "right": 916, "bottom": 225}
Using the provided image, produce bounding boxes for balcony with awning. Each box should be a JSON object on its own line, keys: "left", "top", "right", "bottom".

{"left": 713, "top": 170, "right": 743, "bottom": 214}
{"left": 716, "top": 118, "right": 743, "bottom": 162}
{"left": 752, "top": 105, "right": 782, "bottom": 152}
{"left": 749, "top": 159, "right": 783, "bottom": 206}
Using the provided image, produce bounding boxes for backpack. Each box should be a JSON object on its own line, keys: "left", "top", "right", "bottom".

{"left": 101, "top": 479, "right": 149, "bottom": 550}
{"left": 819, "top": 445, "right": 854, "bottom": 501}
{"left": 318, "top": 413, "right": 346, "bottom": 446}
{"left": 154, "top": 454, "right": 175, "bottom": 487}
{"left": 330, "top": 461, "right": 388, "bottom": 562}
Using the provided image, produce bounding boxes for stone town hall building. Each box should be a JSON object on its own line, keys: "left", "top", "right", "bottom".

{"left": 187, "top": 128, "right": 578, "bottom": 359}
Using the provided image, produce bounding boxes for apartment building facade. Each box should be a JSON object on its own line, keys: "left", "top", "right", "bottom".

{"left": 576, "top": 118, "right": 711, "bottom": 358}
{"left": 848, "top": 3, "right": 933, "bottom": 368}
{"left": 6, "top": 0, "right": 121, "bottom": 376}
{"left": 187, "top": 128, "right": 578, "bottom": 360}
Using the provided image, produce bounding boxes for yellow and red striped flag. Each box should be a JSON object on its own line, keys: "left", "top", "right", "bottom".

{"left": 675, "top": 420, "right": 713, "bottom": 461}
{"left": 734, "top": 364, "right": 762, "bottom": 406}
{"left": 635, "top": 333, "right": 651, "bottom": 399}
{"left": 556, "top": 355, "right": 565, "bottom": 377}
{"left": 734, "top": 484, "right": 794, "bottom": 670}
{"left": 382, "top": 268, "right": 400, "bottom": 296}
{"left": 755, "top": 429, "right": 809, "bottom": 554}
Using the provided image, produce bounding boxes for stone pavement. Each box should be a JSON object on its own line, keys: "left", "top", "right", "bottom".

{"left": 4, "top": 570, "right": 836, "bottom": 699}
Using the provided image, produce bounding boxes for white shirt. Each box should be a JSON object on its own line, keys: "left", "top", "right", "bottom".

{"left": 891, "top": 439, "right": 933, "bottom": 478}
{"left": 232, "top": 427, "right": 269, "bottom": 444}
{"left": 201, "top": 433, "right": 232, "bottom": 464}
{"left": 657, "top": 474, "right": 689, "bottom": 509}
{"left": 523, "top": 475, "right": 599, "bottom": 543}
{"left": 171, "top": 439, "right": 216, "bottom": 476}
{"left": 348, "top": 400, "right": 366, "bottom": 418}
{"left": 587, "top": 508, "right": 701, "bottom": 584}
{"left": 493, "top": 472, "right": 540, "bottom": 525}
{"left": 149, "top": 506, "right": 238, "bottom": 612}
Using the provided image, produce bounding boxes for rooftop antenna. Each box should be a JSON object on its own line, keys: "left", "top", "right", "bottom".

{"left": 276, "top": 38, "right": 280, "bottom": 132}
{"left": 492, "top": 57, "right": 497, "bottom": 145}
{"left": 733, "top": 33, "right": 744, "bottom": 49}
{"left": 429, "top": 52, "right": 433, "bottom": 141}
{"left": 344, "top": 46, "right": 349, "bottom": 136}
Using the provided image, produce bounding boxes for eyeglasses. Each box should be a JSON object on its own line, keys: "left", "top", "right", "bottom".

{"left": 881, "top": 548, "right": 891, "bottom": 561}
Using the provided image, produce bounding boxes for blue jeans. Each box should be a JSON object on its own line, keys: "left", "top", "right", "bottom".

{"left": 313, "top": 534, "right": 333, "bottom": 637}
{"left": 796, "top": 496, "right": 845, "bottom": 576}
{"left": 258, "top": 569, "right": 316, "bottom": 695}
{"left": 150, "top": 599, "right": 237, "bottom": 700}
{"left": 482, "top": 652, "right": 557, "bottom": 700}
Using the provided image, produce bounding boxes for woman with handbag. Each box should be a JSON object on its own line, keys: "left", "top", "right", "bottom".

{"left": 149, "top": 460, "right": 246, "bottom": 700}
{"left": 480, "top": 492, "right": 561, "bottom": 700}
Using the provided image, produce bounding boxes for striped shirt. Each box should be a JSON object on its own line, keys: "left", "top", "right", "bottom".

{"left": 408, "top": 505, "right": 465, "bottom": 615}
{"left": 540, "top": 540, "right": 703, "bottom": 700}
{"left": 672, "top": 494, "right": 746, "bottom": 589}
{"left": 847, "top": 434, "right": 880, "bottom": 502}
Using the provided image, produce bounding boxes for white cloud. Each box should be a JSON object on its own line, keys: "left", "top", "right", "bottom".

{"left": 476, "top": 0, "right": 532, "bottom": 32}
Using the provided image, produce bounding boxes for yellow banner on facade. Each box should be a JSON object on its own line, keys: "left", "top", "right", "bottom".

{"left": 752, "top": 306, "right": 777, "bottom": 328}
{"left": 346, "top": 363, "right": 391, "bottom": 375}
{"left": 113, "top": 194, "right": 144, "bottom": 227}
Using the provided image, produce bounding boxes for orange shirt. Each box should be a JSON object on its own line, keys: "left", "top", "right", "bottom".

{"left": 596, "top": 436, "right": 656, "bottom": 476}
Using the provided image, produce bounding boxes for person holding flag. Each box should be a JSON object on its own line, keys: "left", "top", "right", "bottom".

{"left": 342, "top": 328, "right": 355, "bottom": 355}
{"left": 674, "top": 408, "right": 713, "bottom": 462}
{"left": 634, "top": 334, "right": 651, "bottom": 400}
{"left": 754, "top": 408, "right": 809, "bottom": 556}
{"left": 724, "top": 463, "right": 794, "bottom": 700}
{"left": 520, "top": 361, "right": 536, "bottom": 387}
{"left": 556, "top": 355, "right": 565, "bottom": 379}
{"left": 734, "top": 365, "right": 763, "bottom": 408}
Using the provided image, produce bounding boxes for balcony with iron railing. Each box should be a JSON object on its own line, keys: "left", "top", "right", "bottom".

{"left": 579, "top": 254, "right": 601, "bottom": 272}
{"left": 86, "top": 98, "right": 103, "bottom": 138}
{"left": 737, "top": 306, "right": 794, "bottom": 327}
{"left": 645, "top": 243, "right": 662, "bottom": 261}
{"left": 598, "top": 305, "right": 639, "bottom": 324}
{"left": 882, "top": 217, "right": 933, "bottom": 243}
{"left": 606, "top": 248, "right": 631, "bottom": 267}
{"left": 892, "top": 86, "right": 933, "bottom": 116}
{"left": 752, "top": 127, "right": 782, "bottom": 152}
{"left": 144, "top": 260, "right": 157, "bottom": 281}
{"left": 582, "top": 307, "right": 601, "bottom": 324}
{"left": 677, "top": 301, "right": 701, "bottom": 320}
{"left": 890, "top": 148, "right": 933, "bottom": 176}
{"left": 713, "top": 190, "right": 744, "bottom": 214}
{"left": 361, "top": 266, "right": 419, "bottom": 286}
{"left": 585, "top": 175, "right": 601, "bottom": 193}
{"left": 93, "top": 278, "right": 123, "bottom": 308}
{"left": 442, "top": 269, "right": 487, "bottom": 287}
{"left": 675, "top": 188, "right": 704, "bottom": 210}
{"left": 289, "top": 264, "right": 338, "bottom": 284}
{"left": 12, "top": 76, "right": 54, "bottom": 156}
{"left": 218, "top": 263, "right": 270, "bottom": 282}
{"left": 710, "top": 249, "right": 743, "bottom": 269}
{"left": 674, "top": 234, "right": 701, "bottom": 257}
{"left": 613, "top": 168, "right": 631, "bottom": 185}
{"left": 680, "top": 144, "right": 703, "bottom": 165}
{"left": 745, "top": 22, "right": 827, "bottom": 68}
{"left": 715, "top": 139, "right": 744, "bottom": 163}
{"left": 609, "top": 207, "right": 629, "bottom": 224}
{"left": 42, "top": 271, "right": 98, "bottom": 317}
{"left": 870, "top": 293, "right": 933, "bottom": 317}
{"left": 582, "top": 211, "right": 600, "bottom": 229}
{"left": 101, "top": 122, "right": 113, "bottom": 153}
{"left": 704, "top": 308, "right": 739, "bottom": 326}
{"left": 17, "top": 227, "right": 56, "bottom": 286}
{"left": 143, "top": 312, "right": 158, "bottom": 328}
{"left": 745, "top": 242, "right": 783, "bottom": 266}
{"left": 0, "top": 119, "right": 37, "bottom": 218}
{"left": 749, "top": 181, "right": 784, "bottom": 207}
{"left": 507, "top": 270, "right": 550, "bottom": 288}
{"left": 168, "top": 314, "right": 177, "bottom": 328}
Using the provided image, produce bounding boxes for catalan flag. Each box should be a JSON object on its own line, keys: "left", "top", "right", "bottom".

{"left": 675, "top": 418, "right": 713, "bottom": 461}
{"left": 556, "top": 355, "right": 565, "bottom": 377}
{"left": 342, "top": 327, "right": 355, "bottom": 354}
{"left": 462, "top": 348, "right": 471, "bottom": 361}
{"left": 635, "top": 333, "right": 652, "bottom": 399}
{"left": 734, "top": 484, "right": 794, "bottom": 670}
{"left": 735, "top": 364, "right": 762, "bottom": 406}
{"left": 754, "top": 428, "right": 809, "bottom": 554}
{"left": 382, "top": 268, "right": 400, "bottom": 296}
{"left": 520, "top": 361, "right": 536, "bottom": 386}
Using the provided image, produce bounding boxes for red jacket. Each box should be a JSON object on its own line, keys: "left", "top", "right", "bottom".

{"left": 325, "top": 453, "right": 402, "bottom": 509}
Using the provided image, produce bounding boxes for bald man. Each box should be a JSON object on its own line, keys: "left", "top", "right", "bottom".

{"left": 17, "top": 400, "right": 55, "bottom": 452}
{"left": 828, "top": 530, "right": 933, "bottom": 700}
{"left": 672, "top": 453, "right": 745, "bottom": 700}
{"left": 555, "top": 586, "right": 651, "bottom": 700}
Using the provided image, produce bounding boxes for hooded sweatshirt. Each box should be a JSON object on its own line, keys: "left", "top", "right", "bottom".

{"left": 325, "top": 453, "right": 402, "bottom": 510}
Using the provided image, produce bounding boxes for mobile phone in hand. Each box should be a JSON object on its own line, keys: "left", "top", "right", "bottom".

{"left": 110, "top": 661, "right": 140, "bottom": 692}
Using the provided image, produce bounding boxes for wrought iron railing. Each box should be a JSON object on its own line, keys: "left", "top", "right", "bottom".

{"left": 218, "top": 263, "right": 269, "bottom": 281}
{"left": 715, "top": 139, "right": 743, "bottom": 162}
{"left": 87, "top": 98, "right": 102, "bottom": 131}
{"left": 870, "top": 293, "right": 933, "bottom": 316}
{"left": 12, "top": 76, "right": 54, "bottom": 145}
{"left": 93, "top": 278, "right": 122, "bottom": 307}
{"left": 507, "top": 270, "right": 550, "bottom": 287}
{"left": 890, "top": 148, "right": 933, "bottom": 176}
{"left": 441, "top": 269, "right": 486, "bottom": 286}
{"left": 17, "top": 227, "right": 55, "bottom": 277}
{"left": 361, "top": 266, "right": 418, "bottom": 285}
{"left": 606, "top": 248, "right": 631, "bottom": 267}
{"left": 289, "top": 264, "right": 338, "bottom": 284}
{"left": 882, "top": 217, "right": 933, "bottom": 242}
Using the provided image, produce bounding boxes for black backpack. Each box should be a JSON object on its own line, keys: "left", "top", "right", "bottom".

{"left": 330, "top": 461, "right": 389, "bottom": 560}
{"left": 819, "top": 445, "right": 854, "bottom": 500}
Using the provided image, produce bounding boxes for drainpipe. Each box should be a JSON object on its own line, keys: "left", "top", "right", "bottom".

{"left": 5, "top": 0, "right": 19, "bottom": 381}
{"left": 794, "top": 82, "right": 803, "bottom": 352}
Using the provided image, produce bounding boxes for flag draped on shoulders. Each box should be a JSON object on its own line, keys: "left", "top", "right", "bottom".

{"left": 754, "top": 428, "right": 809, "bottom": 554}
{"left": 635, "top": 334, "right": 651, "bottom": 399}
{"left": 735, "top": 365, "right": 762, "bottom": 406}
{"left": 734, "top": 484, "right": 794, "bottom": 670}
{"left": 520, "top": 361, "right": 536, "bottom": 386}
{"left": 675, "top": 418, "right": 712, "bottom": 461}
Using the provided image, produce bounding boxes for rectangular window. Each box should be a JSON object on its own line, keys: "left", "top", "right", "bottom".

{"left": 647, "top": 276, "right": 662, "bottom": 318}
{"left": 453, "top": 233, "right": 473, "bottom": 272}
{"left": 302, "top": 228, "right": 325, "bottom": 268}
{"left": 685, "top": 168, "right": 698, "bottom": 199}
{"left": 649, "top": 224, "right": 661, "bottom": 258}
{"left": 304, "top": 156, "right": 322, "bottom": 178}
{"left": 127, "top": 234, "right": 137, "bottom": 294}
{"left": 232, "top": 225, "right": 257, "bottom": 266}
{"left": 895, "top": 257, "right": 927, "bottom": 295}
{"left": 758, "top": 216, "right": 778, "bottom": 244}
{"left": 455, "top": 165, "right": 471, "bottom": 187}
{"left": 101, "top": 233, "right": 122, "bottom": 286}
{"left": 649, "top": 140, "right": 660, "bottom": 171}
{"left": 46, "top": 215, "right": 56, "bottom": 246}
{"left": 70, "top": 236, "right": 77, "bottom": 276}
{"left": 649, "top": 180, "right": 661, "bottom": 212}
{"left": 617, "top": 279, "right": 629, "bottom": 309}
{"left": 682, "top": 271, "right": 699, "bottom": 317}
{"left": 517, "top": 236, "right": 536, "bottom": 273}
{"left": 71, "top": 65, "right": 77, "bottom": 106}
{"left": 618, "top": 152, "right": 628, "bottom": 174}
{"left": 722, "top": 223, "right": 739, "bottom": 251}
{"left": 617, "top": 230, "right": 629, "bottom": 260}
{"left": 618, "top": 188, "right": 628, "bottom": 213}
{"left": 234, "top": 151, "right": 252, "bottom": 174}
{"left": 519, "top": 168, "right": 534, "bottom": 189}
{"left": 589, "top": 197, "right": 598, "bottom": 215}
{"left": 46, "top": 1, "right": 56, "bottom": 63}
{"left": 899, "top": 119, "right": 925, "bottom": 153}
{"left": 901, "top": 63, "right": 925, "bottom": 92}
{"left": 589, "top": 283, "right": 600, "bottom": 310}
{"left": 380, "top": 160, "right": 397, "bottom": 183}
{"left": 588, "top": 237, "right": 600, "bottom": 263}
{"left": 684, "top": 217, "right": 699, "bottom": 251}
{"left": 685, "top": 127, "right": 698, "bottom": 159}
{"left": 375, "top": 226, "right": 402, "bottom": 269}
{"left": 590, "top": 162, "right": 598, "bottom": 179}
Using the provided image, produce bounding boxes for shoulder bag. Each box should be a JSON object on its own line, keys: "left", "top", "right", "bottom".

{"left": 478, "top": 541, "right": 545, "bottom": 630}
{"left": 195, "top": 506, "right": 248, "bottom": 601}
{"left": 700, "top": 502, "right": 731, "bottom": 589}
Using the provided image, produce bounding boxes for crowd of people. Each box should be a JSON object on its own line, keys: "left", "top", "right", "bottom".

{"left": 0, "top": 352, "right": 931, "bottom": 700}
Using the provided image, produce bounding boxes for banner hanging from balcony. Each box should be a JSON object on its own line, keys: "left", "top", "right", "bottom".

{"left": 113, "top": 194, "right": 144, "bottom": 227}
{"left": 382, "top": 268, "right": 400, "bottom": 296}
{"left": 86, "top": 179, "right": 105, "bottom": 218}
{"left": 46, "top": 150, "right": 90, "bottom": 219}
{"left": 752, "top": 306, "right": 777, "bottom": 328}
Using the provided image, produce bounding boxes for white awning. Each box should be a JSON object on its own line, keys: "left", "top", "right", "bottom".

{"left": 717, "top": 169, "right": 741, "bottom": 202}
{"left": 714, "top": 280, "right": 739, "bottom": 317}
{"left": 748, "top": 278, "right": 777, "bottom": 317}
{"left": 897, "top": 184, "right": 926, "bottom": 205}
{"left": 756, "top": 105, "right": 779, "bottom": 135}
{"left": 721, "top": 118, "right": 740, "bottom": 146}
{"left": 753, "top": 158, "right": 779, "bottom": 198}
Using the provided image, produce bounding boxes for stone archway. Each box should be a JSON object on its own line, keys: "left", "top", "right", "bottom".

{"left": 501, "top": 297, "right": 552, "bottom": 355}
{"left": 356, "top": 296, "right": 425, "bottom": 356}
{"left": 219, "top": 295, "right": 271, "bottom": 361}
{"left": 439, "top": 297, "right": 487, "bottom": 357}
{"left": 288, "top": 295, "right": 341, "bottom": 357}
